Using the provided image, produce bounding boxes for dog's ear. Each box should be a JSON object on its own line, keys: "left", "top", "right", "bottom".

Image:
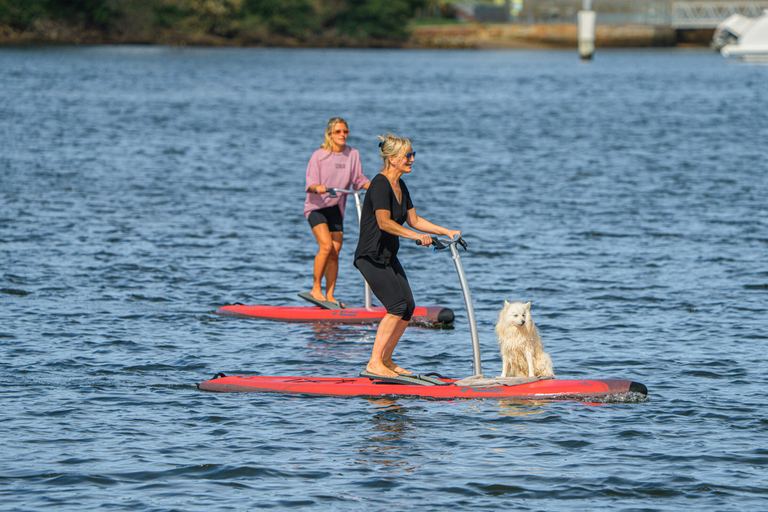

{"left": 504, "top": 300, "right": 510, "bottom": 306}
{"left": 525, "top": 301, "right": 531, "bottom": 309}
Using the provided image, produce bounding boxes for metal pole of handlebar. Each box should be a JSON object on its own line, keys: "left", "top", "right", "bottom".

{"left": 352, "top": 191, "right": 373, "bottom": 309}
{"left": 449, "top": 242, "right": 482, "bottom": 377}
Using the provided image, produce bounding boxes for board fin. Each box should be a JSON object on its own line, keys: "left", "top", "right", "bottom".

{"left": 298, "top": 292, "right": 342, "bottom": 310}
{"left": 359, "top": 370, "right": 450, "bottom": 386}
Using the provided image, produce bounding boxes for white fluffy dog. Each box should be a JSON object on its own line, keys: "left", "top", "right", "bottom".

{"left": 495, "top": 301, "right": 554, "bottom": 378}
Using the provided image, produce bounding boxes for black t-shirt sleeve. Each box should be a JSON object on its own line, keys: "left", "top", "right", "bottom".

{"left": 369, "top": 177, "right": 392, "bottom": 213}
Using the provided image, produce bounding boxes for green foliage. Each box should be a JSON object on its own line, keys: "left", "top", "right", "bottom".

{"left": 243, "top": 0, "right": 318, "bottom": 38}
{"left": 0, "top": 0, "right": 48, "bottom": 29}
{"left": 334, "top": 0, "right": 428, "bottom": 40}
{"left": 173, "top": 0, "right": 245, "bottom": 36}
{"left": 154, "top": 2, "right": 186, "bottom": 29}
{"left": 46, "top": 0, "right": 120, "bottom": 28}
{"left": 0, "top": 0, "right": 120, "bottom": 29}
{"left": 0, "top": 0, "right": 434, "bottom": 42}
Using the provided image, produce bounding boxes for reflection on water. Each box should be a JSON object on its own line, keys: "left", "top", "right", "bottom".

{"left": 308, "top": 323, "right": 376, "bottom": 343}
{"left": 496, "top": 400, "right": 550, "bottom": 417}
{"left": 302, "top": 324, "right": 375, "bottom": 372}
{"left": 366, "top": 399, "right": 416, "bottom": 441}
{"left": 356, "top": 399, "right": 427, "bottom": 471}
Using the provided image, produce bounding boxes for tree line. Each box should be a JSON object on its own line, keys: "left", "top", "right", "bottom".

{"left": 0, "top": 0, "right": 436, "bottom": 44}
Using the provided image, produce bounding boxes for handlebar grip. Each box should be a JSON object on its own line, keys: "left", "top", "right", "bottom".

{"left": 416, "top": 236, "right": 448, "bottom": 250}
{"left": 415, "top": 235, "right": 465, "bottom": 250}
{"left": 415, "top": 237, "right": 436, "bottom": 246}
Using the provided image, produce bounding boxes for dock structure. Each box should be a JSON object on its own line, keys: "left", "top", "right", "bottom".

{"left": 453, "top": 0, "right": 768, "bottom": 29}
{"left": 671, "top": 1, "right": 768, "bottom": 28}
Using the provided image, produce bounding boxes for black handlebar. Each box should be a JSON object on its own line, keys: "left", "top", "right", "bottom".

{"left": 415, "top": 236, "right": 466, "bottom": 251}
{"left": 325, "top": 187, "right": 363, "bottom": 199}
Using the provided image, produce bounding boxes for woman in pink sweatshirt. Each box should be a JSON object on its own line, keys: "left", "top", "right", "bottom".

{"left": 303, "top": 117, "right": 370, "bottom": 307}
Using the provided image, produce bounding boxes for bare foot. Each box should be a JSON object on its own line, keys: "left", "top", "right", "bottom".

{"left": 310, "top": 289, "right": 327, "bottom": 302}
{"left": 385, "top": 361, "right": 412, "bottom": 375}
{"left": 366, "top": 363, "right": 398, "bottom": 378}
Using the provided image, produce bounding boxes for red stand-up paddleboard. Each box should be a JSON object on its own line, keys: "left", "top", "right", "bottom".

{"left": 198, "top": 373, "right": 648, "bottom": 402}
{"left": 217, "top": 303, "right": 454, "bottom": 327}
{"left": 202, "top": 236, "right": 648, "bottom": 403}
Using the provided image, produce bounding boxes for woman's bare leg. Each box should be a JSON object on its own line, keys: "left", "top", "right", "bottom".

{"left": 382, "top": 319, "right": 411, "bottom": 374}
{"left": 366, "top": 314, "right": 405, "bottom": 377}
{"left": 324, "top": 232, "right": 343, "bottom": 304}
{"left": 366, "top": 314, "right": 410, "bottom": 377}
{"left": 311, "top": 224, "right": 334, "bottom": 301}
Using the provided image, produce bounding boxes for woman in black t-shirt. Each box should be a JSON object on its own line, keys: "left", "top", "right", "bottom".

{"left": 354, "top": 133, "right": 461, "bottom": 378}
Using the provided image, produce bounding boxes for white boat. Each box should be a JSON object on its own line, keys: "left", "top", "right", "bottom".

{"left": 714, "top": 10, "right": 768, "bottom": 60}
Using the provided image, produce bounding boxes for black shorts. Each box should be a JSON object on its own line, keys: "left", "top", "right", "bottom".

{"left": 354, "top": 256, "right": 415, "bottom": 321}
{"left": 307, "top": 205, "right": 343, "bottom": 232}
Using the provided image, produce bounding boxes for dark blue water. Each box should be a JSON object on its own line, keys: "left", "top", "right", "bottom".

{"left": 2, "top": 46, "right": 767, "bottom": 511}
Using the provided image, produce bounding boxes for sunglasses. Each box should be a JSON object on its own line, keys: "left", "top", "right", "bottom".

{"left": 405, "top": 151, "right": 416, "bottom": 159}
{"left": 333, "top": 129, "right": 349, "bottom": 134}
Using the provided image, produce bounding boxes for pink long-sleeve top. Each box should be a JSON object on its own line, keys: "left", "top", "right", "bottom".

{"left": 303, "top": 146, "right": 369, "bottom": 219}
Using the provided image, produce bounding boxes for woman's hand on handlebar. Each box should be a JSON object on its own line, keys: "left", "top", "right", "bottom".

{"left": 416, "top": 233, "right": 433, "bottom": 247}
{"left": 314, "top": 185, "right": 327, "bottom": 194}
{"left": 444, "top": 230, "right": 461, "bottom": 240}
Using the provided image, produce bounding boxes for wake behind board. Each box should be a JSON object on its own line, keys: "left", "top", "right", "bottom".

{"left": 198, "top": 373, "right": 648, "bottom": 402}
{"left": 216, "top": 304, "right": 455, "bottom": 327}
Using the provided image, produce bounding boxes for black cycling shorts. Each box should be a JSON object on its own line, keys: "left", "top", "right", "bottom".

{"left": 355, "top": 256, "right": 415, "bottom": 321}
{"left": 307, "top": 205, "right": 344, "bottom": 232}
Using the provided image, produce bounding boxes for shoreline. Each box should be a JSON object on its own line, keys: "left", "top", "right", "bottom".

{"left": 0, "top": 21, "right": 714, "bottom": 49}
{"left": 409, "top": 24, "right": 714, "bottom": 49}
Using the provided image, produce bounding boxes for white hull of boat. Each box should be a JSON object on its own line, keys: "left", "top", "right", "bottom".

{"left": 715, "top": 10, "right": 768, "bottom": 60}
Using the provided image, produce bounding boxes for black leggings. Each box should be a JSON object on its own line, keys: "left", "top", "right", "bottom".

{"left": 355, "top": 256, "right": 415, "bottom": 321}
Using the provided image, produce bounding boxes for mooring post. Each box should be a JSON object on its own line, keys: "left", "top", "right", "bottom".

{"left": 578, "top": 0, "right": 596, "bottom": 60}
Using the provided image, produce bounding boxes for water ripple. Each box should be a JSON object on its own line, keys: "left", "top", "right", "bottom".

{"left": 2, "top": 47, "right": 768, "bottom": 511}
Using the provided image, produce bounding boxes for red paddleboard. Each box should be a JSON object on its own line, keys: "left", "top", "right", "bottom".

{"left": 216, "top": 304, "right": 454, "bottom": 327}
{"left": 198, "top": 373, "right": 648, "bottom": 402}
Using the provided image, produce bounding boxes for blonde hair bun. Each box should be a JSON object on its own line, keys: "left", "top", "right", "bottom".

{"left": 377, "top": 133, "right": 412, "bottom": 170}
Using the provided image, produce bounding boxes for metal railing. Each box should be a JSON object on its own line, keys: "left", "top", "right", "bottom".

{"left": 452, "top": 0, "right": 768, "bottom": 27}
{"left": 671, "top": 2, "right": 768, "bottom": 28}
